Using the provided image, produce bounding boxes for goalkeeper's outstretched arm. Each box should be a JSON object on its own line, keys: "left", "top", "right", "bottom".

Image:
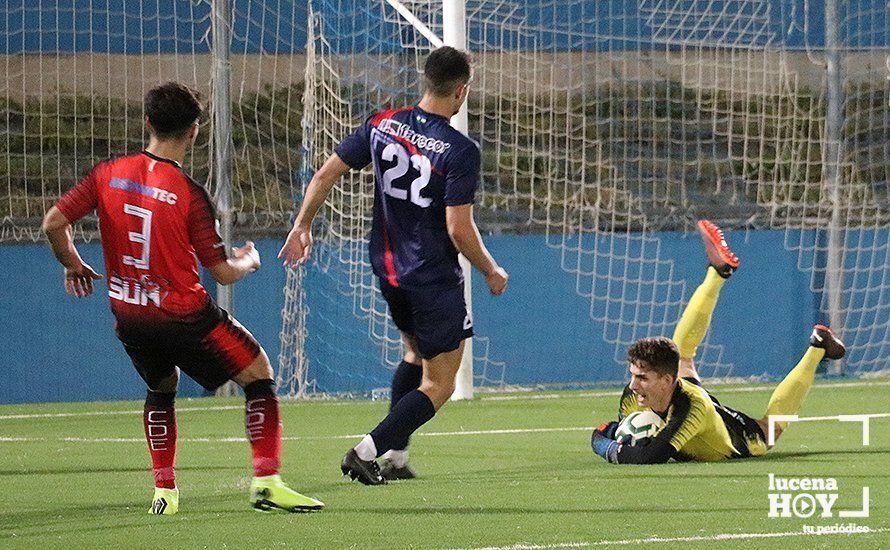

{"left": 592, "top": 391, "right": 704, "bottom": 464}
{"left": 591, "top": 424, "right": 676, "bottom": 464}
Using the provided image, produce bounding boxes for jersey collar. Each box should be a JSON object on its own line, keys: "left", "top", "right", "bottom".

{"left": 142, "top": 150, "right": 183, "bottom": 168}
{"left": 413, "top": 105, "right": 450, "bottom": 122}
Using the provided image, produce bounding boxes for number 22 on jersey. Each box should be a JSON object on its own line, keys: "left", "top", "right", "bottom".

{"left": 380, "top": 142, "right": 432, "bottom": 208}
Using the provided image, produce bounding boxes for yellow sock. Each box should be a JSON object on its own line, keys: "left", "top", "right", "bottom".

{"left": 672, "top": 267, "right": 725, "bottom": 359}
{"left": 764, "top": 347, "right": 825, "bottom": 431}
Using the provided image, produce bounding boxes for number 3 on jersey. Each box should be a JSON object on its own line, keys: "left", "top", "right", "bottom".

{"left": 122, "top": 203, "right": 152, "bottom": 270}
{"left": 381, "top": 143, "right": 432, "bottom": 208}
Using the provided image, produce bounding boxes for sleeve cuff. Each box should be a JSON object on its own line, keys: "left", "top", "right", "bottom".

{"left": 54, "top": 202, "right": 76, "bottom": 223}
{"left": 444, "top": 198, "right": 476, "bottom": 207}
{"left": 591, "top": 431, "right": 620, "bottom": 464}
{"left": 333, "top": 148, "right": 364, "bottom": 170}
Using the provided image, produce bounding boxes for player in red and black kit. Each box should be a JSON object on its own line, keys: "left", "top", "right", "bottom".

{"left": 42, "top": 82, "right": 323, "bottom": 514}
{"left": 280, "top": 47, "right": 509, "bottom": 484}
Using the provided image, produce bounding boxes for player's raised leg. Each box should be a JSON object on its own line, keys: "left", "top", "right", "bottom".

{"left": 379, "top": 332, "right": 423, "bottom": 480}
{"left": 673, "top": 220, "right": 740, "bottom": 381}
{"left": 231, "top": 350, "right": 324, "bottom": 512}
{"left": 759, "top": 325, "right": 846, "bottom": 443}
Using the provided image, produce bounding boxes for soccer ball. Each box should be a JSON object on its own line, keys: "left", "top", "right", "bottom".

{"left": 614, "top": 411, "right": 665, "bottom": 443}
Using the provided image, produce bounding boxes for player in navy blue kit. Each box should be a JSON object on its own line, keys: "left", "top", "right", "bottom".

{"left": 280, "top": 47, "right": 508, "bottom": 484}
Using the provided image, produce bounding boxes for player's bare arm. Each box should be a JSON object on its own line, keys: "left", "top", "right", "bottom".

{"left": 278, "top": 153, "right": 351, "bottom": 267}
{"left": 41, "top": 205, "right": 103, "bottom": 298}
{"left": 207, "top": 240, "right": 261, "bottom": 285}
{"left": 445, "top": 203, "right": 508, "bottom": 295}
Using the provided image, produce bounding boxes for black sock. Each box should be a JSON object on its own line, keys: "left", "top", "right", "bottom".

{"left": 370, "top": 390, "right": 435, "bottom": 458}
{"left": 244, "top": 378, "right": 276, "bottom": 399}
{"left": 146, "top": 390, "right": 176, "bottom": 407}
{"left": 390, "top": 360, "right": 422, "bottom": 412}
{"left": 388, "top": 360, "right": 423, "bottom": 452}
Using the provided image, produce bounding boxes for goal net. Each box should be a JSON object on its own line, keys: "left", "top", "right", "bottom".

{"left": 1, "top": 1, "right": 303, "bottom": 242}
{"left": 3, "top": 1, "right": 884, "bottom": 397}
{"left": 280, "top": 0, "right": 888, "bottom": 397}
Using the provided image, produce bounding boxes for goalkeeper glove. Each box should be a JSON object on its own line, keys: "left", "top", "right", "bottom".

{"left": 596, "top": 421, "right": 619, "bottom": 439}
{"left": 591, "top": 422, "right": 620, "bottom": 464}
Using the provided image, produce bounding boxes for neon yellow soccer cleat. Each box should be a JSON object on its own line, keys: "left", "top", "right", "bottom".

{"left": 250, "top": 475, "right": 324, "bottom": 513}
{"left": 149, "top": 487, "right": 179, "bottom": 515}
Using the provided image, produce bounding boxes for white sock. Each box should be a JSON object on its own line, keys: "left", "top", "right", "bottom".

{"left": 354, "top": 434, "right": 377, "bottom": 461}
{"left": 381, "top": 449, "right": 408, "bottom": 468}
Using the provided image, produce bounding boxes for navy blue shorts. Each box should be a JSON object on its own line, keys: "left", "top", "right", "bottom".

{"left": 379, "top": 278, "right": 473, "bottom": 359}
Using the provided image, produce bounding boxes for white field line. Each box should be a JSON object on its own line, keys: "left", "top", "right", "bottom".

{"left": 0, "top": 380, "right": 887, "bottom": 421}
{"left": 459, "top": 527, "right": 890, "bottom": 549}
{"left": 793, "top": 413, "right": 890, "bottom": 422}
{"left": 481, "top": 380, "right": 890, "bottom": 401}
{"left": 0, "top": 426, "right": 598, "bottom": 444}
{"left": 0, "top": 416, "right": 887, "bottom": 444}
{"left": 0, "top": 404, "right": 244, "bottom": 420}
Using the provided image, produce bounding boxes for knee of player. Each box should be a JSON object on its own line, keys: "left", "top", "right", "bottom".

{"left": 423, "top": 379, "right": 455, "bottom": 394}
{"left": 420, "top": 380, "right": 455, "bottom": 407}
{"left": 234, "top": 349, "right": 274, "bottom": 386}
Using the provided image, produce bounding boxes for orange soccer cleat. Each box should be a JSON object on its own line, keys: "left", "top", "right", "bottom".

{"left": 697, "top": 219, "right": 740, "bottom": 278}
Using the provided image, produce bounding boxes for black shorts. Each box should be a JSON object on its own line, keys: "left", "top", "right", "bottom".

{"left": 379, "top": 278, "right": 473, "bottom": 359}
{"left": 116, "top": 301, "right": 262, "bottom": 391}
{"left": 684, "top": 377, "right": 768, "bottom": 458}
{"left": 718, "top": 404, "right": 769, "bottom": 458}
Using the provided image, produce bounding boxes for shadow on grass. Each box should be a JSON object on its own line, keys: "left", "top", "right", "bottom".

{"left": 0, "top": 494, "right": 253, "bottom": 536}
{"left": 419, "top": 447, "right": 890, "bottom": 482}
{"left": 0, "top": 479, "right": 345, "bottom": 536}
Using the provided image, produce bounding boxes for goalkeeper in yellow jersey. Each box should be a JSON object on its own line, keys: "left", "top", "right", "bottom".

{"left": 591, "top": 220, "right": 846, "bottom": 464}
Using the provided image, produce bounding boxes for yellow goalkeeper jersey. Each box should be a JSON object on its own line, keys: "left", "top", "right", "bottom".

{"left": 618, "top": 377, "right": 768, "bottom": 462}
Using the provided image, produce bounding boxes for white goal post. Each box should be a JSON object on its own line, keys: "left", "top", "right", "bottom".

{"left": 277, "top": 0, "right": 889, "bottom": 399}
{"left": 385, "top": 0, "right": 476, "bottom": 400}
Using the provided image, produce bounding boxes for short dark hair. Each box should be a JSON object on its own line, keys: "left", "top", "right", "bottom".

{"left": 423, "top": 46, "right": 471, "bottom": 96}
{"left": 144, "top": 82, "right": 203, "bottom": 139}
{"left": 627, "top": 337, "right": 680, "bottom": 377}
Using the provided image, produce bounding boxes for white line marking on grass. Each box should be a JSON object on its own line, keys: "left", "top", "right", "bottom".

{"left": 422, "top": 426, "right": 597, "bottom": 437}
{"left": 767, "top": 413, "right": 890, "bottom": 445}
{"left": 1, "top": 415, "right": 887, "bottom": 444}
{"left": 481, "top": 380, "right": 890, "bottom": 401}
{"left": 460, "top": 527, "right": 890, "bottom": 549}
{"left": 789, "top": 413, "right": 890, "bottom": 421}
{"left": 0, "top": 404, "right": 243, "bottom": 421}
{"left": 2, "top": 381, "right": 886, "bottom": 421}
{"left": 0, "top": 427, "right": 599, "bottom": 444}
{"left": 482, "top": 390, "right": 622, "bottom": 401}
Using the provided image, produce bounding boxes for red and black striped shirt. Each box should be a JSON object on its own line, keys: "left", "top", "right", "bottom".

{"left": 56, "top": 151, "right": 227, "bottom": 320}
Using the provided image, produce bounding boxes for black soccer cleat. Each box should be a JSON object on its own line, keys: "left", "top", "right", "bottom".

{"left": 340, "top": 449, "right": 386, "bottom": 485}
{"left": 379, "top": 459, "right": 418, "bottom": 481}
{"left": 810, "top": 324, "right": 846, "bottom": 360}
{"left": 697, "top": 219, "right": 740, "bottom": 278}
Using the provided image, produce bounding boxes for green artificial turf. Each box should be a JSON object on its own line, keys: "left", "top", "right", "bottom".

{"left": 1, "top": 380, "right": 887, "bottom": 549}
